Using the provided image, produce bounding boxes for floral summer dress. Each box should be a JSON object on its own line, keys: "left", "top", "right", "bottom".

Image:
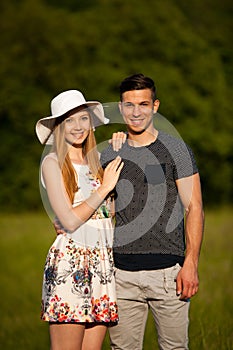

{"left": 41, "top": 160, "right": 118, "bottom": 324}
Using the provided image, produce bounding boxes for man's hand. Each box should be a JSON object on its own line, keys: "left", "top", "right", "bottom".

{"left": 176, "top": 260, "right": 199, "bottom": 300}
{"left": 109, "top": 131, "right": 127, "bottom": 152}
{"left": 53, "top": 217, "right": 67, "bottom": 236}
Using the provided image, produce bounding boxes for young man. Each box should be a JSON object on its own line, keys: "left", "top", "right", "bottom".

{"left": 101, "top": 73, "right": 204, "bottom": 350}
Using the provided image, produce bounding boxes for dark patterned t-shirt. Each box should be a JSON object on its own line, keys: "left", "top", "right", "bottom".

{"left": 100, "top": 131, "right": 198, "bottom": 271}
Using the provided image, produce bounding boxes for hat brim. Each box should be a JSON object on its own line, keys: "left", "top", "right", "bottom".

{"left": 36, "top": 102, "right": 109, "bottom": 145}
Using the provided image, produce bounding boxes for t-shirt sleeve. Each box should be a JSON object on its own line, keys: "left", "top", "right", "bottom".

{"left": 172, "top": 141, "right": 198, "bottom": 180}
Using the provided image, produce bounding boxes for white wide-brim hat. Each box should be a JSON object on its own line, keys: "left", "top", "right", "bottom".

{"left": 35, "top": 89, "right": 109, "bottom": 144}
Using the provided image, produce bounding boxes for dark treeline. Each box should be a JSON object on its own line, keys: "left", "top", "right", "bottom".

{"left": 0, "top": 0, "right": 232, "bottom": 211}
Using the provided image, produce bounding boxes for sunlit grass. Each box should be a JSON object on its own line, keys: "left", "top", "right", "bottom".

{"left": 0, "top": 208, "right": 232, "bottom": 349}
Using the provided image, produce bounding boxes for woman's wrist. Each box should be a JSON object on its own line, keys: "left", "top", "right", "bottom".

{"left": 98, "top": 183, "right": 112, "bottom": 198}
{"left": 85, "top": 186, "right": 108, "bottom": 210}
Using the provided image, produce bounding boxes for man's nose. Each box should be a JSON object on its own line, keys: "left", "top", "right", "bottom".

{"left": 133, "top": 105, "right": 141, "bottom": 116}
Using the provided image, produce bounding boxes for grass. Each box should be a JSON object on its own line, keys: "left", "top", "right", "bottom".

{"left": 0, "top": 207, "right": 232, "bottom": 349}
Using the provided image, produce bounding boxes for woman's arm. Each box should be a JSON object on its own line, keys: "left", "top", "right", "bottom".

{"left": 42, "top": 155, "right": 123, "bottom": 232}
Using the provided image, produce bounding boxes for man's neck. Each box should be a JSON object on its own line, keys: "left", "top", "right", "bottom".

{"left": 127, "top": 128, "right": 158, "bottom": 147}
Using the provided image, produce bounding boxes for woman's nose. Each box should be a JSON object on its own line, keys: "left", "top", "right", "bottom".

{"left": 74, "top": 119, "right": 82, "bottom": 129}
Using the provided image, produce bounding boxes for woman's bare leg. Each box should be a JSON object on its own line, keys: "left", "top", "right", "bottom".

{"left": 82, "top": 324, "right": 107, "bottom": 350}
{"left": 49, "top": 323, "right": 85, "bottom": 350}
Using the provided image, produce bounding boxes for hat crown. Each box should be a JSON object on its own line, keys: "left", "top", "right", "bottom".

{"left": 51, "top": 90, "right": 86, "bottom": 117}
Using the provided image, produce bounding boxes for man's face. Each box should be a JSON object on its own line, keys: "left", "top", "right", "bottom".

{"left": 119, "top": 89, "right": 159, "bottom": 134}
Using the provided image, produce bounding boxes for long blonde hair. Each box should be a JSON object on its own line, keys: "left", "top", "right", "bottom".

{"left": 52, "top": 111, "right": 103, "bottom": 204}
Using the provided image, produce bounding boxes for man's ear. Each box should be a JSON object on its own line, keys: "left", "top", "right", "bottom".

{"left": 153, "top": 99, "right": 160, "bottom": 113}
{"left": 118, "top": 101, "right": 127, "bottom": 124}
{"left": 118, "top": 101, "right": 122, "bottom": 114}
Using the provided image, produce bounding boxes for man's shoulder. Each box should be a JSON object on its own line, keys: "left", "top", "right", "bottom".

{"left": 157, "top": 131, "right": 198, "bottom": 176}
{"left": 158, "top": 130, "right": 186, "bottom": 146}
{"left": 100, "top": 144, "right": 118, "bottom": 164}
{"left": 101, "top": 144, "right": 112, "bottom": 155}
{"left": 157, "top": 131, "right": 193, "bottom": 155}
{"left": 101, "top": 144, "right": 116, "bottom": 157}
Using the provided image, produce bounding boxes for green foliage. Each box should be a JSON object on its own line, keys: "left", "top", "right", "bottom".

{"left": 0, "top": 209, "right": 232, "bottom": 349}
{"left": 0, "top": 0, "right": 232, "bottom": 210}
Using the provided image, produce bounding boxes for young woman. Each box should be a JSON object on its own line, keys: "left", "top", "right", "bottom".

{"left": 35, "top": 90, "right": 123, "bottom": 350}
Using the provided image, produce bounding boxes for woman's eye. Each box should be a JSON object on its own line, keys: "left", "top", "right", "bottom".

{"left": 65, "top": 118, "right": 72, "bottom": 123}
{"left": 81, "top": 116, "right": 89, "bottom": 121}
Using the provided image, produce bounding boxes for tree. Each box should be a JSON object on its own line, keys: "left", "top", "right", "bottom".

{"left": 0, "top": 0, "right": 232, "bottom": 211}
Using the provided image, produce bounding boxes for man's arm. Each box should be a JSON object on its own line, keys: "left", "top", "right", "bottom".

{"left": 176, "top": 173, "right": 204, "bottom": 299}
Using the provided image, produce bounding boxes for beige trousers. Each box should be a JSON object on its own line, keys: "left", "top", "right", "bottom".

{"left": 109, "top": 264, "right": 190, "bottom": 350}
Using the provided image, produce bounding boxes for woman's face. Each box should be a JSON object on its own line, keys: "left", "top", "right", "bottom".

{"left": 64, "top": 108, "right": 91, "bottom": 146}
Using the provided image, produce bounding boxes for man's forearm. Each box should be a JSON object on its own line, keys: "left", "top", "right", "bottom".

{"left": 184, "top": 203, "right": 204, "bottom": 266}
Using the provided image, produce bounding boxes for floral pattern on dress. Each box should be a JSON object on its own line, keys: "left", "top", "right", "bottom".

{"left": 41, "top": 294, "right": 118, "bottom": 323}
{"left": 41, "top": 237, "right": 117, "bottom": 323}
{"left": 85, "top": 169, "right": 112, "bottom": 220}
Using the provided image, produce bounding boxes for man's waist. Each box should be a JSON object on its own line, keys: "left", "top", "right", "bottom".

{"left": 113, "top": 252, "right": 184, "bottom": 271}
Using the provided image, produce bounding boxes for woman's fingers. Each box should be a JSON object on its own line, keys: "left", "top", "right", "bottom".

{"left": 103, "top": 156, "right": 124, "bottom": 190}
{"left": 106, "top": 156, "right": 122, "bottom": 169}
{"left": 109, "top": 132, "right": 127, "bottom": 151}
{"left": 116, "top": 160, "right": 124, "bottom": 175}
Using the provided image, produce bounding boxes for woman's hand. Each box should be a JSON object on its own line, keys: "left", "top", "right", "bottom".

{"left": 101, "top": 156, "right": 124, "bottom": 193}
{"left": 109, "top": 132, "right": 127, "bottom": 152}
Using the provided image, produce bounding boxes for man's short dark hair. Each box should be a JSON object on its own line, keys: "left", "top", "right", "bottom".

{"left": 119, "top": 73, "right": 157, "bottom": 101}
